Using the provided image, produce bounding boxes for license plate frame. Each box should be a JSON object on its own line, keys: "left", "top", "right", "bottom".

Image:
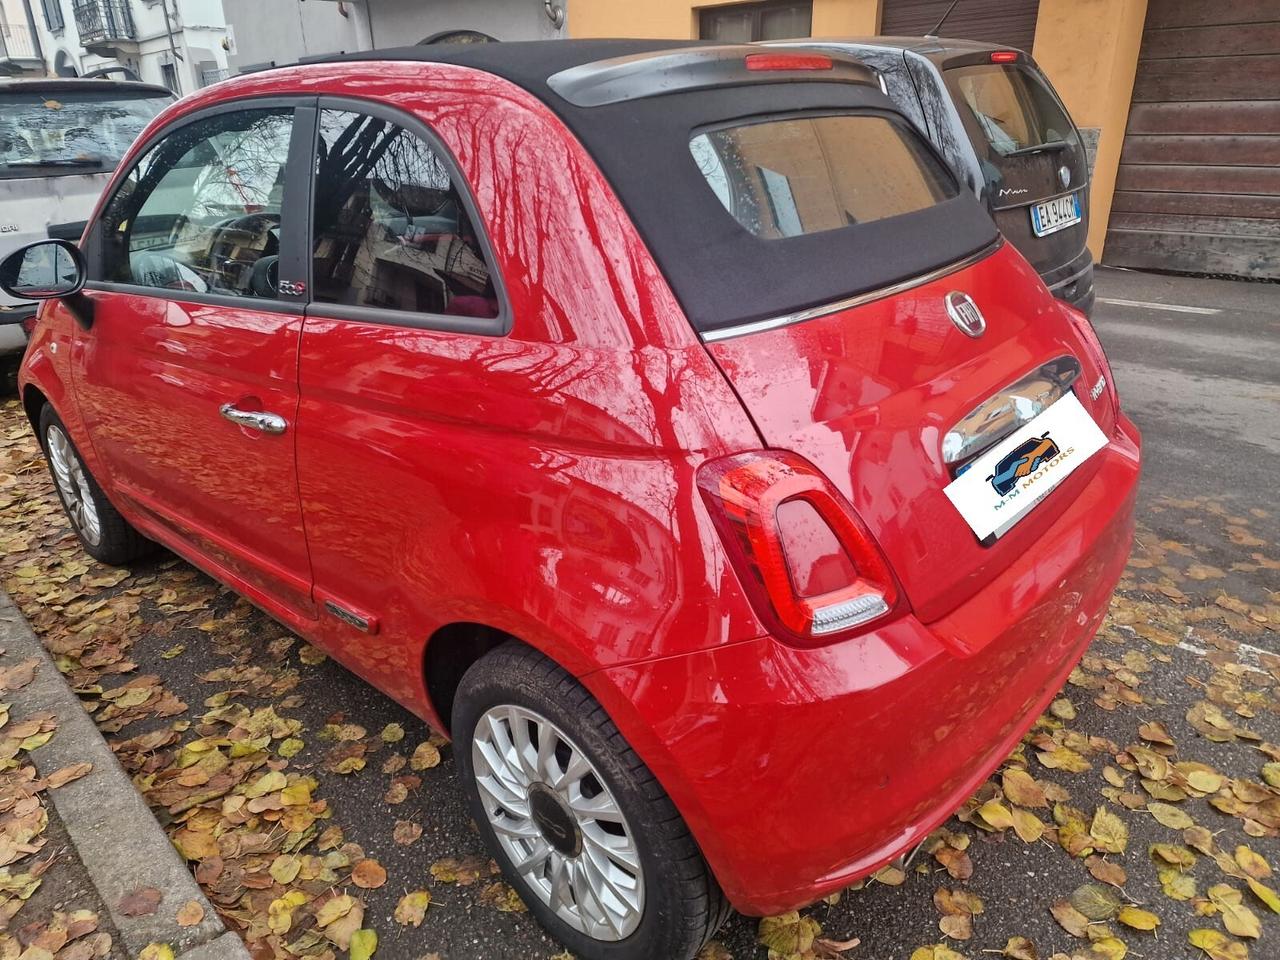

{"left": 1030, "top": 192, "right": 1082, "bottom": 237}
{"left": 943, "top": 392, "right": 1108, "bottom": 541}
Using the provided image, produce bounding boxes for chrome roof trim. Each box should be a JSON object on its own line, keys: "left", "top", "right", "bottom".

{"left": 700, "top": 238, "right": 1004, "bottom": 344}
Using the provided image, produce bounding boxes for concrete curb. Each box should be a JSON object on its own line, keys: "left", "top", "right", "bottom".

{"left": 0, "top": 590, "right": 251, "bottom": 960}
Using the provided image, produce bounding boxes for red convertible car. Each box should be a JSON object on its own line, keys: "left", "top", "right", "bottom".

{"left": 3, "top": 40, "right": 1140, "bottom": 960}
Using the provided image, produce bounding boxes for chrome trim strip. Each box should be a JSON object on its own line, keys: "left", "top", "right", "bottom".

{"left": 942, "top": 355, "right": 1082, "bottom": 465}
{"left": 700, "top": 238, "right": 1004, "bottom": 343}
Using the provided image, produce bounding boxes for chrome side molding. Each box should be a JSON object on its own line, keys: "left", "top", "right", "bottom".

{"left": 943, "top": 355, "right": 1082, "bottom": 465}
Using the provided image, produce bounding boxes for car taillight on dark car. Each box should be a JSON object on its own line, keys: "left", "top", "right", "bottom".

{"left": 697, "top": 450, "right": 902, "bottom": 645}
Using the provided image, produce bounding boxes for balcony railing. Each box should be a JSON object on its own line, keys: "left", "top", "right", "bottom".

{"left": 72, "top": 0, "right": 136, "bottom": 47}
{"left": 0, "top": 22, "right": 39, "bottom": 62}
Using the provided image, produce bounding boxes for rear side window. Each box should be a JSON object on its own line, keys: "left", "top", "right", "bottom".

{"left": 690, "top": 114, "right": 957, "bottom": 240}
{"left": 311, "top": 109, "right": 499, "bottom": 321}
{"left": 946, "top": 64, "right": 1080, "bottom": 159}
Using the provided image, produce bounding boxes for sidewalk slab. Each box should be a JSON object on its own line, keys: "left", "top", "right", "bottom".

{"left": 0, "top": 589, "right": 250, "bottom": 960}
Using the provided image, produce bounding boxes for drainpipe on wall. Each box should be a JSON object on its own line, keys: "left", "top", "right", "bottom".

{"left": 20, "top": 0, "right": 44, "bottom": 72}
{"left": 160, "top": 0, "right": 184, "bottom": 93}
{"left": 338, "top": 0, "right": 374, "bottom": 51}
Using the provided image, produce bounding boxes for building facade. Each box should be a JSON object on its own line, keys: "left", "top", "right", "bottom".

{"left": 4, "top": 0, "right": 232, "bottom": 93}
{"left": 222, "top": 0, "right": 567, "bottom": 73}
{"left": 571, "top": 0, "right": 1279, "bottom": 280}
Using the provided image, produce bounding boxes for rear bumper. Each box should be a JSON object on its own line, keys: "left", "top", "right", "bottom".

{"left": 1043, "top": 248, "right": 1095, "bottom": 317}
{"left": 590, "top": 413, "right": 1140, "bottom": 916}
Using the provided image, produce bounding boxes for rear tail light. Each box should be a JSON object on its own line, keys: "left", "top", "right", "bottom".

{"left": 744, "top": 53, "right": 834, "bottom": 72}
{"left": 1061, "top": 303, "right": 1119, "bottom": 410}
{"left": 697, "top": 450, "right": 903, "bottom": 646}
{"left": 20, "top": 314, "right": 38, "bottom": 337}
{"left": 990, "top": 51, "right": 1019, "bottom": 63}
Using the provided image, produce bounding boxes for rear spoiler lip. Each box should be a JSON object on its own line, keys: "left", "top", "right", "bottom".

{"left": 701, "top": 237, "right": 1004, "bottom": 344}
{"left": 547, "top": 45, "right": 878, "bottom": 108}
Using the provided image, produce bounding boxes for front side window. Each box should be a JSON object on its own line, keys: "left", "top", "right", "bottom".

{"left": 311, "top": 109, "right": 499, "bottom": 320}
{"left": 98, "top": 108, "right": 294, "bottom": 298}
{"left": 946, "top": 64, "right": 1081, "bottom": 159}
{"left": 690, "top": 114, "right": 957, "bottom": 239}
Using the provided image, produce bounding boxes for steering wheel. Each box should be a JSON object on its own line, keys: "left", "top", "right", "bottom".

{"left": 248, "top": 255, "right": 279, "bottom": 297}
{"left": 205, "top": 212, "right": 281, "bottom": 294}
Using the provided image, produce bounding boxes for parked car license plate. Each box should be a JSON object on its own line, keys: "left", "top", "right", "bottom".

{"left": 943, "top": 393, "right": 1107, "bottom": 540}
{"left": 1030, "top": 193, "right": 1081, "bottom": 237}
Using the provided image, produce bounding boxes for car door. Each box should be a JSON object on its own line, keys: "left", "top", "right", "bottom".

{"left": 72, "top": 100, "right": 317, "bottom": 620}
{"left": 292, "top": 101, "right": 509, "bottom": 703}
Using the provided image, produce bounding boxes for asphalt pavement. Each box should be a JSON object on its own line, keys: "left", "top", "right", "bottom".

{"left": 2, "top": 266, "right": 1278, "bottom": 960}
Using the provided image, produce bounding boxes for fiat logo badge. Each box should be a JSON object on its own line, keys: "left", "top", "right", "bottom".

{"left": 1059, "top": 164, "right": 1071, "bottom": 189}
{"left": 945, "top": 291, "right": 986, "bottom": 338}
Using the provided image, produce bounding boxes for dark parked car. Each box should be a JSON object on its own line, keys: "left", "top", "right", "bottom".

{"left": 771, "top": 37, "right": 1095, "bottom": 315}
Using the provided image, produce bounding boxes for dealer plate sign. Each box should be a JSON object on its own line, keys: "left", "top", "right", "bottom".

{"left": 944, "top": 392, "right": 1108, "bottom": 540}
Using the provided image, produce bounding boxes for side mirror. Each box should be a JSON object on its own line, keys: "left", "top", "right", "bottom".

{"left": 0, "top": 239, "right": 87, "bottom": 301}
{"left": 0, "top": 239, "right": 92, "bottom": 328}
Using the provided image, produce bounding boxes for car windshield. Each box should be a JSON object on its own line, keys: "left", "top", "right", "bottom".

{"left": 946, "top": 64, "right": 1080, "bottom": 159}
{"left": 0, "top": 89, "right": 172, "bottom": 179}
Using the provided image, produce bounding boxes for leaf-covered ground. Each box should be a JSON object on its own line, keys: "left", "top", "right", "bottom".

{"left": 1, "top": 387, "right": 1277, "bottom": 960}
{"left": 0, "top": 657, "right": 126, "bottom": 960}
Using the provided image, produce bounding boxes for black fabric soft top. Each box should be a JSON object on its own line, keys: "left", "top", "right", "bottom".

{"left": 317, "top": 41, "right": 1000, "bottom": 333}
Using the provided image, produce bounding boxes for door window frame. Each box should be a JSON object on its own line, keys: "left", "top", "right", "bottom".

{"left": 302, "top": 96, "right": 511, "bottom": 337}
{"left": 83, "top": 94, "right": 510, "bottom": 335}
{"left": 84, "top": 95, "right": 319, "bottom": 318}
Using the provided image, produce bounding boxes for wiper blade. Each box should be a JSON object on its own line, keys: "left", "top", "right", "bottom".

{"left": 1003, "top": 140, "right": 1070, "bottom": 158}
{"left": 5, "top": 157, "right": 105, "bottom": 168}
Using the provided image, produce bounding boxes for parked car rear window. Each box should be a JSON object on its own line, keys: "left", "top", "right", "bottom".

{"left": 690, "top": 114, "right": 957, "bottom": 240}
{"left": 945, "top": 64, "right": 1081, "bottom": 160}
{"left": 0, "top": 90, "right": 172, "bottom": 180}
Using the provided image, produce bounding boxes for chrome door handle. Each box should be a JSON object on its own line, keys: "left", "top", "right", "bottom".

{"left": 219, "top": 403, "right": 287, "bottom": 435}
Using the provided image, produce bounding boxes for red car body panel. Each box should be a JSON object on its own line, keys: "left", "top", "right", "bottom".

{"left": 71, "top": 293, "right": 315, "bottom": 617}
{"left": 16, "top": 57, "right": 1141, "bottom": 918}
{"left": 589, "top": 415, "right": 1139, "bottom": 914}
{"left": 706, "top": 242, "right": 1119, "bottom": 625}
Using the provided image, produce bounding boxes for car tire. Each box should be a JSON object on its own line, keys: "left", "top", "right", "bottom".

{"left": 38, "top": 404, "right": 152, "bottom": 566}
{"left": 453, "top": 642, "right": 731, "bottom": 960}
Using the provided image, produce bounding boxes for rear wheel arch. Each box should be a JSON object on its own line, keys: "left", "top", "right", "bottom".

{"left": 422, "top": 621, "right": 524, "bottom": 735}
{"left": 423, "top": 618, "right": 610, "bottom": 735}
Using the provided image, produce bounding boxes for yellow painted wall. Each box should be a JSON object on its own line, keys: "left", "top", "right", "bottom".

{"left": 1032, "top": 0, "right": 1148, "bottom": 258}
{"left": 569, "top": 0, "right": 880, "bottom": 41}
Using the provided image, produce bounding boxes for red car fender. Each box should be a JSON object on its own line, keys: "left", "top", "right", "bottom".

{"left": 16, "top": 302, "right": 99, "bottom": 469}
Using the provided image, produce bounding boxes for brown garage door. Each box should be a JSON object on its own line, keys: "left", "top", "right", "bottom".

{"left": 880, "top": 0, "right": 1040, "bottom": 53}
{"left": 1105, "top": 0, "right": 1280, "bottom": 279}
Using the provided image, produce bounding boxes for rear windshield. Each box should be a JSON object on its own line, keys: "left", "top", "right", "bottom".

{"left": 945, "top": 64, "right": 1081, "bottom": 161}
{"left": 690, "top": 114, "right": 957, "bottom": 239}
{"left": 0, "top": 90, "right": 172, "bottom": 180}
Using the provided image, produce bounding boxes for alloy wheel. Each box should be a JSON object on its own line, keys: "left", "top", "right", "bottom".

{"left": 472, "top": 704, "right": 645, "bottom": 941}
{"left": 45, "top": 425, "right": 102, "bottom": 547}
